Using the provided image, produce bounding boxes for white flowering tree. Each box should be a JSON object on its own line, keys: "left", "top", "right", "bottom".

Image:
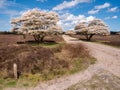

{"left": 74, "top": 19, "right": 110, "bottom": 41}
{"left": 11, "top": 9, "right": 62, "bottom": 42}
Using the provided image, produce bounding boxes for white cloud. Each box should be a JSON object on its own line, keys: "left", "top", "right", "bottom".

{"left": 112, "top": 16, "right": 118, "bottom": 19}
{"left": 53, "top": 0, "right": 90, "bottom": 11}
{"left": 86, "top": 16, "right": 95, "bottom": 22}
{"left": 0, "top": 0, "right": 27, "bottom": 17}
{"left": 0, "top": 0, "right": 18, "bottom": 8}
{"left": 58, "top": 13, "right": 95, "bottom": 31}
{"left": 88, "top": 2, "right": 110, "bottom": 14}
{"left": 0, "top": 0, "right": 6, "bottom": 8}
{"left": 0, "top": 0, "right": 26, "bottom": 9}
{"left": 36, "top": 0, "right": 47, "bottom": 2}
{"left": 108, "top": 7, "right": 118, "bottom": 12}
{"left": 88, "top": 9, "right": 99, "bottom": 14}
{"left": 104, "top": 17, "right": 110, "bottom": 20}
{"left": 0, "top": 10, "right": 20, "bottom": 18}
{"left": 105, "top": 16, "right": 118, "bottom": 20}
{"left": 95, "top": 2, "right": 110, "bottom": 10}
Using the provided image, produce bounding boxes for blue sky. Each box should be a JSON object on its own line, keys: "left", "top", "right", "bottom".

{"left": 0, "top": 0, "right": 120, "bottom": 31}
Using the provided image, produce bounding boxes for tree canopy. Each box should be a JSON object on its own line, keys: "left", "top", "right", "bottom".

{"left": 74, "top": 19, "right": 110, "bottom": 40}
{"left": 11, "top": 8, "right": 62, "bottom": 42}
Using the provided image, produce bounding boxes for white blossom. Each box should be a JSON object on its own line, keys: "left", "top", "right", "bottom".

{"left": 11, "top": 8, "right": 62, "bottom": 42}
{"left": 74, "top": 19, "right": 110, "bottom": 40}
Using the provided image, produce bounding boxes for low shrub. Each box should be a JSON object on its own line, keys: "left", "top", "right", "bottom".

{"left": 0, "top": 43, "right": 95, "bottom": 88}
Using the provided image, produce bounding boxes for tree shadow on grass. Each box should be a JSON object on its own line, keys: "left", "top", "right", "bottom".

{"left": 73, "top": 38, "right": 93, "bottom": 42}
{"left": 78, "top": 39, "right": 99, "bottom": 42}
{"left": 17, "top": 40, "right": 59, "bottom": 47}
{"left": 17, "top": 41, "right": 25, "bottom": 44}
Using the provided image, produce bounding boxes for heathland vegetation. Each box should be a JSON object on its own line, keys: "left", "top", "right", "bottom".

{"left": 0, "top": 8, "right": 120, "bottom": 89}
{"left": 0, "top": 34, "right": 96, "bottom": 89}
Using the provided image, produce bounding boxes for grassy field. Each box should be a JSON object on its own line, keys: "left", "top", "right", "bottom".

{"left": 0, "top": 34, "right": 96, "bottom": 89}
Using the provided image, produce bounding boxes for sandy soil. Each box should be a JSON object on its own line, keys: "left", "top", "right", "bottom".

{"left": 5, "top": 35, "right": 120, "bottom": 90}
{"left": 63, "top": 35, "right": 120, "bottom": 77}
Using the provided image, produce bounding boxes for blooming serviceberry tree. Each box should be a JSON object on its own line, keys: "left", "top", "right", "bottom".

{"left": 74, "top": 19, "right": 110, "bottom": 41}
{"left": 11, "top": 8, "right": 62, "bottom": 42}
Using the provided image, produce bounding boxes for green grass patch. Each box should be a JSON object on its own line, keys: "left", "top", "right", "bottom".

{"left": 69, "top": 57, "right": 96, "bottom": 74}
{"left": 0, "top": 78, "right": 17, "bottom": 90}
{"left": 0, "top": 79, "right": 4, "bottom": 84}
{"left": 17, "top": 74, "right": 42, "bottom": 87}
{"left": 5, "top": 80, "right": 17, "bottom": 87}
{"left": 28, "top": 41, "right": 65, "bottom": 48}
{"left": 90, "top": 58, "right": 96, "bottom": 64}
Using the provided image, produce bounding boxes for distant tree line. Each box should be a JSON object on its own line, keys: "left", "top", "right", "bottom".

{"left": 0, "top": 31, "right": 17, "bottom": 35}
{"left": 110, "top": 31, "right": 120, "bottom": 35}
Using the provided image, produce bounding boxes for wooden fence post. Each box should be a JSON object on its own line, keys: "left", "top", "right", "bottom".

{"left": 13, "top": 63, "right": 18, "bottom": 79}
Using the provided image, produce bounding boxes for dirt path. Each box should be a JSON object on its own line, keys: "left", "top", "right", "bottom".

{"left": 5, "top": 35, "right": 120, "bottom": 90}
{"left": 63, "top": 35, "right": 120, "bottom": 77}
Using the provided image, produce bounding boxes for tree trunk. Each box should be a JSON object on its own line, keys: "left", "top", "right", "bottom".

{"left": 85, "top": 35, "right": 90, "bottom": 41}
{"left": 85, "top": 34, "right": 94, "bottom": 41}
{"left": 33, "top": 35, "right": 45, "bottom": 43}
{"left": 33, "top": 35, "right": 37, "bottom": 41}
{"left": 23, "top": 34, "right": 26, "bottom": 39}
{"left": 87, "top": 34, "right": 94, "bottom": 41}
{"left": 40, "top": 36, "right": 44, "bottom": 42}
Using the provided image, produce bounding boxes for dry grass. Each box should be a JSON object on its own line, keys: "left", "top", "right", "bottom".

{"left": 0, "top": 35, "right": 64, "bottom": 46}
{"left": 62, "top": 44, "right": 89, "bottom": 58}
{"left": 0, "top": 44, "right": 95, "bottom": 78}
